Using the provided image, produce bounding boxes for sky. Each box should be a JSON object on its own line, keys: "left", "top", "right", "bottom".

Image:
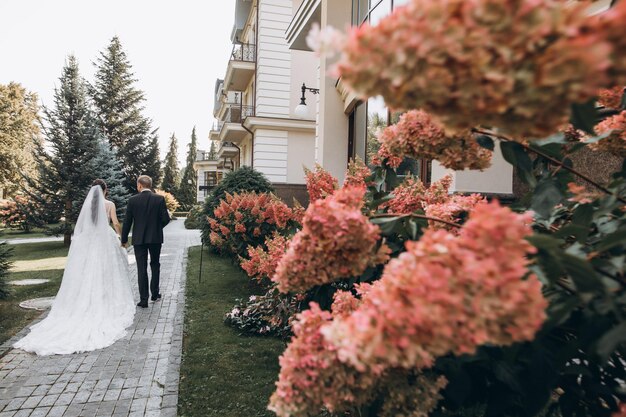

{"left": 0, "top": 0, "right": 235, "bottom": 163}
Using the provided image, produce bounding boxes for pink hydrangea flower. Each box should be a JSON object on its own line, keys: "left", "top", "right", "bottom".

{"left": 241, "top": 233, "right": 291, "bottom": 284}
{"left": 592, "top": 111, "right": 626, "bottom": 158}
{"left": 336, "top": 0, "right": 612, "bottom": 138}
{"left": 306, "top": 23, "right": 346, "bottom": 59}
{"left": 343, "top": 157, "right": 372, "bottom": 189}
{"left": 304, "top": 164, "right": 339, "bottom": 203}
{"left": 598, "top": 86, "right": 625, "bottom": 109}
{"left": 383, "top": 175, "right": 452, "bottom": 214}
{"left": 376, "top": 110, "right": 492, "bottom": 170}
{"left": 425, "top": 194, "right": 485, "bottom": 231}
{"left": 323, "top": 201, "right": 547, "bottom": 371}
{"left": 273, "top": 187, "right": 390, "bottom": 293}
{"left": 268, "top": 303, "right": 379, "bottom": 417}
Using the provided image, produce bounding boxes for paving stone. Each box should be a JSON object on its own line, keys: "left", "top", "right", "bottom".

{"left": 0, "top": 222, "right": 198, "bottom": 416}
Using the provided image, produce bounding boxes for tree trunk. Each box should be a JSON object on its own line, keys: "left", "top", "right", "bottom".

{"left": 64, "top": 232, "right": 71, "bottom": 247}
{"left": 64, "top": 199, "right": 72, "bottom": 247}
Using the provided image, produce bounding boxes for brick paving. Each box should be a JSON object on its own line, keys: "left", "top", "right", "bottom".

{"left": 0, "top": 220, "right": 200, "bottom": 417}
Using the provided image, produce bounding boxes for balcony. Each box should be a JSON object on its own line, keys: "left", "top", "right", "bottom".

{"left": 224, "top": 43, "right": 256, "bottom": 91}
{"left": 219, "top": 104, "right": 255, "bottom": 144}
{"left": 209, "top": 121, "right": 224, "bottom": 141}
{"left": 217, "top": 141, "right": 239, "bottom": 160}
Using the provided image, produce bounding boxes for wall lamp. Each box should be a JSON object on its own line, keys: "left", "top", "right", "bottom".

{"left": 294, "top": 83, "right": 320, "bottom": 118}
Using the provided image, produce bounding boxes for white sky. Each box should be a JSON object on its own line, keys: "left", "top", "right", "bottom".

{"left": 0, "top": 0, "right": 235, "bottom": 163}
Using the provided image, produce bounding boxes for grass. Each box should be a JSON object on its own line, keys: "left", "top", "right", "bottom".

{"left": 0, "top": 223, "right": 61, "bottom": 240}
{"left": 0, "top": 241, "right": 68, "bottom": 345}
{"left": 179, "top": 247, "right": 286, "bottom": 417}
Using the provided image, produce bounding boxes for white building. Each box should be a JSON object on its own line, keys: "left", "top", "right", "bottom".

{"left": 200, "top": 0, "right": 319, "bottom": 204}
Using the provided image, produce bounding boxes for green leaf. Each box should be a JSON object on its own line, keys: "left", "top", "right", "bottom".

{"left": 559, "top": 253, "right": 602, "bottom": 294}
{"left": 595, "top": 229, "right": 626, "bottom": 253}
{"left": 596, "top": 322, "right": 626, "bottom": 362}
{"left": 476, "top": 135, "right": 495, "bottom": 151}
{"left": 570, "top": 100, "right": 598, "bottom": 135}
{"left": 370, "top": 216, "right": 402, "bottom": 235}
{"left": 501, "top": 141, "right": 535, "bottom": 186}
{"left": 527, "top": 234, "right": 563, "bottom": 251}
{"left": 531, "top": 179, "right": 563, "bottom": 218}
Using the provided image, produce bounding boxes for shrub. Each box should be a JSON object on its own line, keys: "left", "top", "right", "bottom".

{"left": 155, "top": 189, "right": 180, "bottom": 213}
{"left": 224, "top": 288, "right": 304, "bottom": 338}
{"left": 0, "top": 195, "right": 43, "bottom": 232}
{"left": 201, "top": 166, "right": 274, "bottom": 245}
{"left": 206, "top": 192, "right": 299, "bottom": 260}
{"left": 184, "top": 204, "right": 203, "bottom": 230}
{"left": 0, "top": 239, "right": 13, "bottom": 299}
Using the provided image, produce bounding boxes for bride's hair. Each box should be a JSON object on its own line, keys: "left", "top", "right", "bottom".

{"left": 92, "top": 179, "right": 108, "bottom": 197}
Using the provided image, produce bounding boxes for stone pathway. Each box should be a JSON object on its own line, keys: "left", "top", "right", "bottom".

{"left": 0, "top": 220, "right": 200, "bottom": 417}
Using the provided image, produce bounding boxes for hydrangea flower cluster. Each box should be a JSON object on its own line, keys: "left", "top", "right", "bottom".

{"left": 377, "top": 110, "right": 492, "bottom": 170}
{"left": 592, "top": 111, "right": 626, "bottom": 158}
{"left": 598, "top": 86, "right": 625, "bottom": 109}
{"left": 272, "top": 187, "right": 390, "bottom": 293}
{"left": 336, "top": 0, "right": 612, "bottom": 138}
{"left": 304, "top": 164, "right": 338, "bottom": 203}
{"left": 323, "top": 201, "right": 547, "bottom": 371}
{"left": 371, "top": 142, "right": 404, "bottom": 168}
{"left": 613, "top": 403, "right": 626, "bottom": 417}
{"left": 343, "top": 157, "right": 372, "bottom": 189}
{"left": 425, "top": 194, "right": 485, "bottom": 231}
{"left": 567, "top": 182, "right": 600, "bottom": 205}
{"left": 241, "top": 233, "right": 291, "bottom": 284}
{"left": 382, "top": 175, "right": 451, "bottom": 214}
{"left": 208, "top": 192, "right": 299, "bottom": 258}
{"left": 268, "top": 303, "right": 379, "bottom": 417}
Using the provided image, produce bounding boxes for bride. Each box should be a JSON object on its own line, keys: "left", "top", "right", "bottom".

{"left": 15, "top": 180, "right": 135, "bottom": 355}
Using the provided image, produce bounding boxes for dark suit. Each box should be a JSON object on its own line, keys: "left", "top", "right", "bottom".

{"left": 122, "top": 190, "right": 171, "bottom": 304}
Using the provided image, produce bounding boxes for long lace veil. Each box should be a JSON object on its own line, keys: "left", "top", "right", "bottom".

{"left": 74, "top": 186, "right": 109, "bottom": 237}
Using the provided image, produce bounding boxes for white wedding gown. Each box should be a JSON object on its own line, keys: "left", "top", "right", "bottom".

{"left": 14, "top": 186, "right": 136, "bottom": 356}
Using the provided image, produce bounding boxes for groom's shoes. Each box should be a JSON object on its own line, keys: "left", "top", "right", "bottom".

{"left": 151, "top": 294, "right": 162, "bottom": 302}
{"left": 137, "top": 302, "right": 148, "bottom": 308}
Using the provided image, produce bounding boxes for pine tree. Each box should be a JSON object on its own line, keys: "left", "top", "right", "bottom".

{"left": 161, "top": 133, "right": 180, "bottom": 195}
{"left": 208, "top": 140, "right": 217, "bottom": 159}
{"left": 178, "top": 127, "right": 199, "bottom": 209}
{"left": 0, "top": 83, "right": 40, "bottom": 196}
{"left": 142, "top": 132, "right": 162, "bottom": 187}
{"left": 89, "top": 139, "right": 130, "bottom": 220}
{"left": 30, "top": 56, "right": 101, "bottom": 246}
{"left": 90, "top": 36, "right": 161, "bottom": 193}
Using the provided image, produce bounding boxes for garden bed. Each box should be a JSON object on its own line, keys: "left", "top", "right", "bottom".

{"left": 178, "top": 247, "right": 286, "bottom": 417}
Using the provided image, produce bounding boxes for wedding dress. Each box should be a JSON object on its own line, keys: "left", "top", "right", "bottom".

{"left": 14, "top": 186, "right": 135, "bottom": 355}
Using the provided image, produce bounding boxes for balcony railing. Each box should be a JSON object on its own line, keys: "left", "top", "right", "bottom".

{"left": 224, "top": 104, "right": 255, "bottom": 123}
{"left": 231, "top": 43, "right": 256, "bottom": 62}
{"left": 197, "top": 151, "right": 218, "bottom": 161}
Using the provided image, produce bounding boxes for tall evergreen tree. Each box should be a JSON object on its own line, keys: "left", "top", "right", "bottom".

{"left": 161, "top": 133, "right": 180, "bottom": 195}
{"left": 208, "top": 140, "right": 217, "bottom": 160}
{"left": 143, "top": 131, "right": 162, "bottom": 187}
{"left": 178, "top": 127, "right": 199, "bottom": 209}
{"left": 30, "top": 56, "right": 101, "bottom": 246}
{"left": 89, "top": 140, "right": 130, "bottom": 220}
{"left": 0, "top": 83, "right": 40, "bottom": 196}
{"left": 90, "top": 36, "right": 161, "bottom": 193}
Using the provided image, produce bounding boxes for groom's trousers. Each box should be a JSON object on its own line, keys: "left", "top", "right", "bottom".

{"left": 134, "top": 243, "right": 162, "bottom": 303}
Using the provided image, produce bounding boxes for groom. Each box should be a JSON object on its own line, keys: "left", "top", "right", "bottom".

{"left": 121, "top": 175, "right": 171, "bottom": 308}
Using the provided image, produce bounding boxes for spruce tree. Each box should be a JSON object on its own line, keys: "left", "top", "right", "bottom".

{"left": 178, "top": 127, "right": 199, "bottom": 209}
{"left": 161, "top": 133, "right": 180, "bottom": 195}
{"left": 89, "top": 139, "right": 130, "bottom": 220}
{"left": 142, "top": 132, "right": 162, "bottom": 187}
{"left": 90, "top": 36, "right": 161, "bottom": 193}
{"left": 31, "top": 56, "right": 101, "bottom": 246}
{"left": 208, "top": 140, "right": 217, "bottom": 159}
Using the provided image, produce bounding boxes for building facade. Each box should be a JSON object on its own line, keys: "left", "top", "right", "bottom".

{"left": 199, "top": 0, "right": 319, "bottom": 204}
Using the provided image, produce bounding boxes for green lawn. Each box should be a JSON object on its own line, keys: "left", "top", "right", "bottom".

{"left": 0, "top": 241, "right": 68, "bottom": 345}
{"left": 0, "top": 223, "right": 61, "bottom": 240}
{"left": 179, "top": 247, "right": 287, "bottom": 417}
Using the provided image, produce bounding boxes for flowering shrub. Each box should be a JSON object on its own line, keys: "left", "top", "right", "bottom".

{"left": 272, "top": 187, "right": 389, "bottom": 293}
{"left": 376, "top": 110, "right": 492, "bottom": 170}
{"left": 0, "top": 195, "right": 42, "bottom": 232}
{"left": 224, "top": 288, "right": 303, "bottom": 338}
{"left": 267, "top": 2, "right": 626, "bottom": 416}
{"left": 335, "top": 0, "right": 613, "bottom": 138}
{"left": 304, "top": 164, "right": 338, "bottom": 202}
{"left": 207, "top": 192, "right": 299, "bottom": 259}
{"left": 154, "top": 189, "right": 180, "bottom": 213}
{"left": 240, "top": 233, "right": 290, "bottom": 285}
{"left": 323, "top": 202, "right": 546, "bottom": 371}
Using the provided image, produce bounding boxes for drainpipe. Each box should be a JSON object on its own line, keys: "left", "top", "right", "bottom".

{"left": 231, "top": 143, "right": 242, "bottom": 170}
{"left": 241, "top": 122, "right": 254, "bottom": 168}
